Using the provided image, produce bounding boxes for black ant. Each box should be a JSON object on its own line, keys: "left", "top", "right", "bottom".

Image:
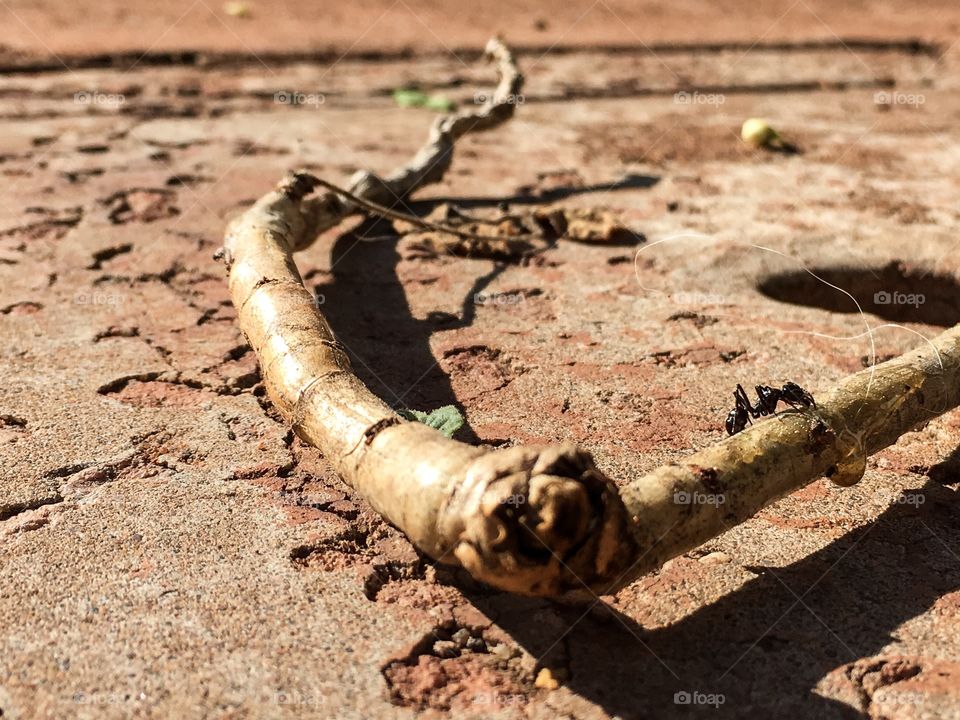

{"left": 725, "top": 382, "right": 816, "bottom": 435}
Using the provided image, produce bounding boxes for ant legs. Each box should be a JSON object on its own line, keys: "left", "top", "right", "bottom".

{"left": 725, "top": 382, "right": 816, "bottom": 436}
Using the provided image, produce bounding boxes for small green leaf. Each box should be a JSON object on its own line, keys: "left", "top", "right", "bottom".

{"left": 398, "top": 405, "right": 465, "bottom": 438}
{"left": 392, "top": 88, "right": 455, "bottom": 112}
{"left": 393, "top": 88, "right": 430, "bottom": 107}
{"left": 423, "top": 94, "right": 456, "bottom": 112}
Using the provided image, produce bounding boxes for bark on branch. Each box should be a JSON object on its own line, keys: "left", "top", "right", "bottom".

{"left": 222, "top": 38, "right": 960, "bottom": 599}
{"left": 224, "top": 172, "right": 637, "bottom": 597}
{"left": 616, "top": 330, "right": 959, "bottom": 588}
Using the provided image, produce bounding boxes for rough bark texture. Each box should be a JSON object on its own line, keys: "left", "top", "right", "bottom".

{"left": 617, "top": 327, "right": 960, "bottom": 586}
{"left": 219, "top": 36, "right": 960, "bottom": 600}
{"left": 225, "top": 168, "right": 960, "bottom": 598}
{"left": 224, "top": 173, "right": 638, "bottom": 596}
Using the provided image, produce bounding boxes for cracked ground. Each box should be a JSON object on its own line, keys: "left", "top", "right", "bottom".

{"left": 3, "top": 1, "right": 960, "bottom": 718}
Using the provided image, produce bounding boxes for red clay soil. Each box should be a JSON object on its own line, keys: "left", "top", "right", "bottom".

{"left": 0, "top": 0, "right": 958, "bottom": 62}
{"left": 3, "top": 2, "right": 960, "bottom": 719}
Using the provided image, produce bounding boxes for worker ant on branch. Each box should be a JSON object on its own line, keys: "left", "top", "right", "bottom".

{"left": 725, "top": 382, "right": 816, "bottom": 435}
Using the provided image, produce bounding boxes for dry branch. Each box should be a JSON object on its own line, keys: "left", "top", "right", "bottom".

{"left": 222, "top": 38, "right": 960, "bottom": 599}
{"left": 615, "top": 329, "right": 960, "bottom": 588}
{"left": 223, "top": 40, "right": 637, "bottom": 597}
{"left": 285, "top": 37, "right": 523, "bottom": 251}
{"left": 223, "top": 170, "right": 635, "bottom": 596}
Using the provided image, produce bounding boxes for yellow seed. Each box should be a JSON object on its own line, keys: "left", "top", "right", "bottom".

{"left": 741, "top": 118, "right": 780, "bottom": 148}
{"left": 224, "top": 1, "right": 252, "bottom": 17}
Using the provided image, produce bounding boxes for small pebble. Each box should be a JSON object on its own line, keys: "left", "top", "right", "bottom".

{"left": 433, "top": 640, "right": 460, "bottom": 659}
{"left": 451, "top": 628, "right": 471, "bottom": 647}
{"left": 699, "top": 551, "right": 731, "bottom": 565}
{"left": 535, "top": 668, "right": 559, "bottom": 690}
{"left": 465, "top": 636, "right": 486, "bottom": 653}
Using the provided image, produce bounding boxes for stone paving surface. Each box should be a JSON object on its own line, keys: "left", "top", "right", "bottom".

{"left": 2, "top": 5, "right": 960, "bottom": 719}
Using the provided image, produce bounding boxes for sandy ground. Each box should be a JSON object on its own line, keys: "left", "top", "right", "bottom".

{"left": 2, "top": 0, "right": 960, "bottom": 61}
{"left": 3, "top": 3, "right": 960, "bottom": 719}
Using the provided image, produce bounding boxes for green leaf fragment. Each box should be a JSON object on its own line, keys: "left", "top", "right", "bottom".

{"left": 393, "top": 89, "right": 428, "bottom": 107}
{"left": 398, "top": 405, "right": 465, "bottom": 438}
{"left": 392, "top": 88, "right": 455, "bottom": 112}
{"left": 423, "top": 95, "right": 455, "bottom": 112}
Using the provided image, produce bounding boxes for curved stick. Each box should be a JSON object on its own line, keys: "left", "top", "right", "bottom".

{"left": 225, "top": 168, "right": 960, "bottom": 599}
{"left": 222, "top": 41, "right": 637, "bottom": 597}
{"left": 222, "top": 39, "right": 960, "bottom": 599}
{"left": 223, "top": 173, "right": 637, "bottom": 597}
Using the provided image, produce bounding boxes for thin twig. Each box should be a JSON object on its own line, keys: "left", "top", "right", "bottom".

{"left": 287, "top": 36, "right": 525, "bottom": 251}
{"left": 309, "top": 176, "right": 552, "bottom": 246}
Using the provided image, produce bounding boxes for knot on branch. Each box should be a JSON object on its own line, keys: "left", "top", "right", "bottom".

{"left": 439, "top": 444, "right": 637, "bottom": 598}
